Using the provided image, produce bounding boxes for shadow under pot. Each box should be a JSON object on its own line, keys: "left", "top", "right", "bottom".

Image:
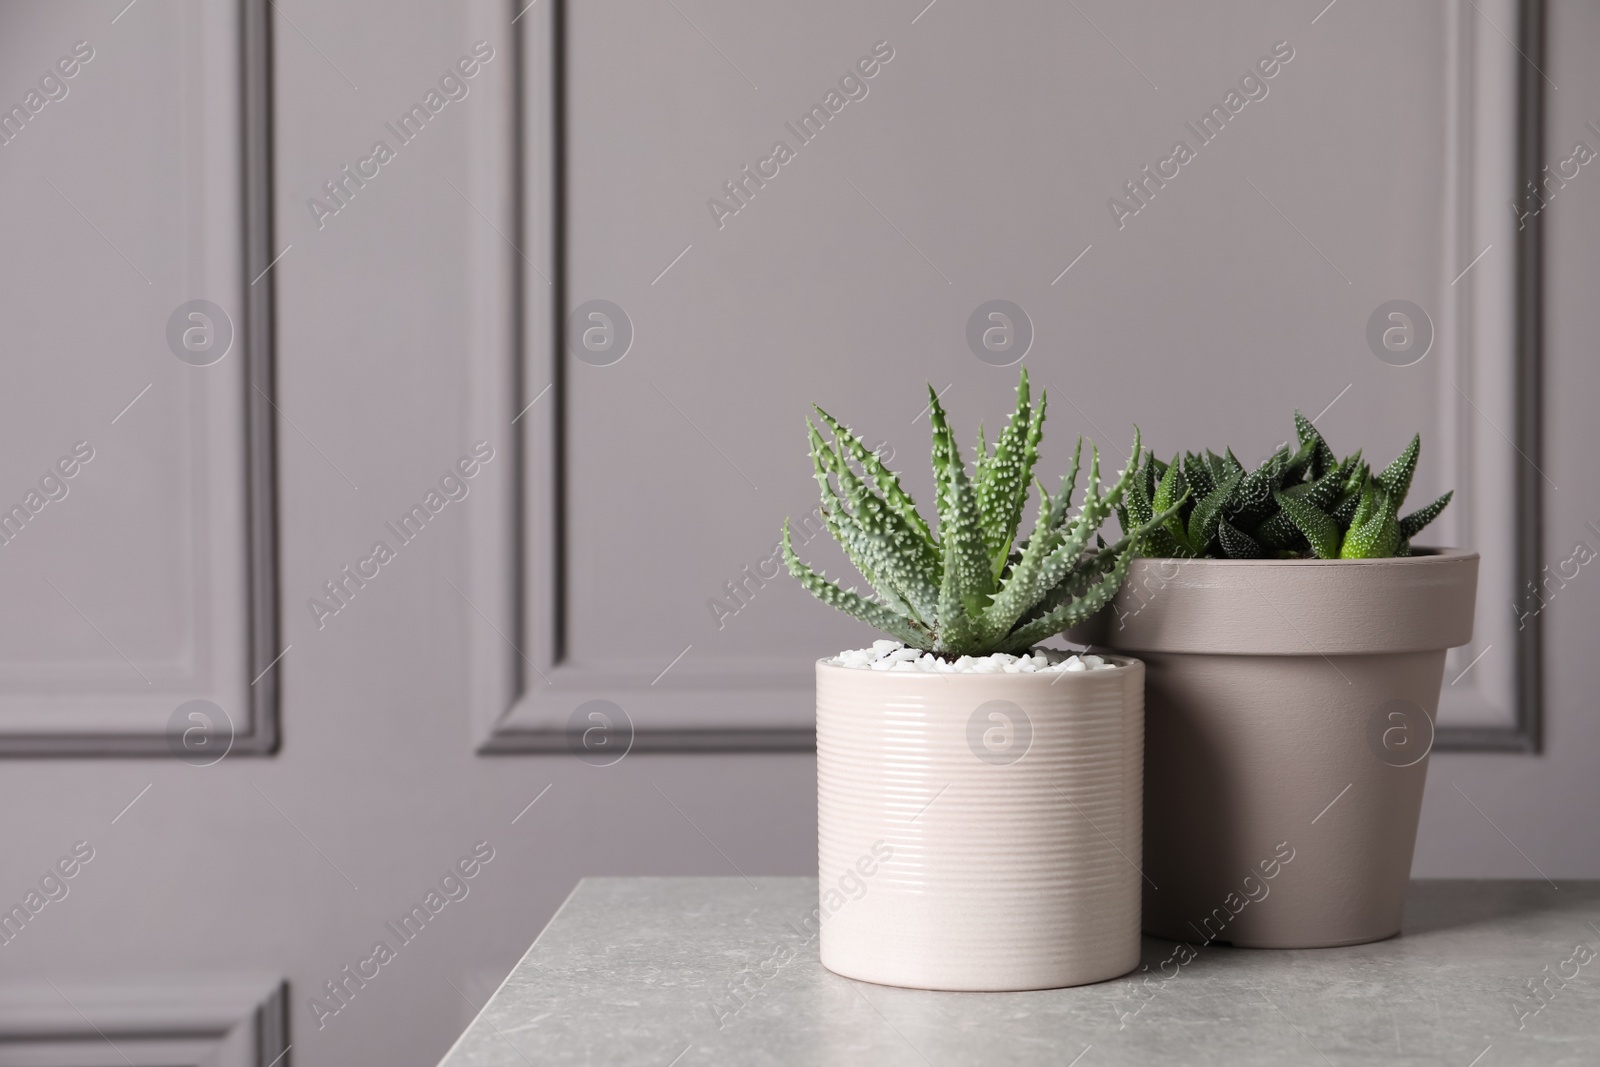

{"left": 815, "top": 656, "right": 1145, "bottom": 990}
{"left": 1069, "top": 548, "right": 1478, "bottom": 949}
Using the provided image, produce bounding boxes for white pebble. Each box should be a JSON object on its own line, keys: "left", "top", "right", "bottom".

{"left": 828, "top": 646, "right": 1120, "bottom": 673}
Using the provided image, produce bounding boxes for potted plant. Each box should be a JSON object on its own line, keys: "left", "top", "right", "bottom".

{"left": 780, "top": 371, "right": 1174, "bottom": 991}
{"left": 1070, "top": 413, "right": 1475, "bottom": 948}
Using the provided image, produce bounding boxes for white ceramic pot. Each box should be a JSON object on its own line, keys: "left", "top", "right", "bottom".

{"left": 815, "top": 656, "right": 1145, "bottom": 991}
{"left": 1070, "top": 548, "right": 1479, "bottom": 948}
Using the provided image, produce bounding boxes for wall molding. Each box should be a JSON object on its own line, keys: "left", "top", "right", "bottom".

{"left": 474, "top": 0, "right": 1547, "bottom": 755}
{"left": 0, "top": 0, "right": 280, "bottom": 758}
{"left": 1433, "top": 0, "right": 1544, "bottom": 753}
{"left": 466, "top": 0, "right": 814, "bottom": 754}
{"left": 240, "top": 0, "right": 283, "bottom": 757}
{"left": 0, "top": 978, "right": 287, "bottom": 1066}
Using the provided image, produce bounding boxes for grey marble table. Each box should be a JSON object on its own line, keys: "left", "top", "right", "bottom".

{"left": 438, "top": 878, "right": 1600, "bottom": 1066}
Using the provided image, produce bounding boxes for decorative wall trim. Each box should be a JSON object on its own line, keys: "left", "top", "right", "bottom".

{"left": 467, "top": 0, "right": 815, "bottom": 754}
{"left": 0, "top": 0, "right": 280, "bottom": 757}
{"left": 240, "top": 0, "right": 282, "bottom": 757}
{"left": 0, "top": 978, "right": 288, "bottom": 1066}
{"left": 476, "top": 0, "right": 1546, "bottom": 755}
{"left": 1433, "top": 0, "right": 1543, "bottom": 753}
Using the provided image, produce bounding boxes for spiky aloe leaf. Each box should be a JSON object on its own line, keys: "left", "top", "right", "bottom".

{"left": 974, "top": 370, "right": 1039, "bottom": 580}
{"left": 977, "top": 480, "right": 1065, "bottom": 643}
{"left": 1186, "top": 468, "right": 1242, "bottom": 554}
{"left": 1282, "top": 456, "right": 1351, "bottom": 511}
{"left": 1294, "top": 410, "right": 1339, "bottom": 479}
{"left": 1255, "top": 515, "right": 1304, "bottom": 552}
{"left": 996, "top": 529, "right": 1149, "bottom": 653}
{"left": 1340, "top": 482, "right": 1401, "bottom": 559}
{"left": 1003, "top": 432, "right": 1147, "bottom": 631}
{"left": 807, "top": 427, "right": 921, "bottom": 619}
{"left": 1275, "top": 490, "right": 1342, "bottom": 559}
{"left": 1123, "top": 451, "right": 1155, "bottom": 528}
{"left": 926, "top": 384, "right": 957, "bottom": 532}
{"left": 824, "top": 440, "right": 942, "bottom": 622}
{"left": 812, "top": 405, "right": 935, "bottom": 548}
{"left": 931, "top": 428, "right": 995, "bottom": 653}
{"left": 1184, "top": 451, "right": 1215, "bottom": 502}
{"left": 1050, "top": 436, "right": 1084, "bottom": 529}
{"left": 1331, "top": 493, "right": 1359, "bottom": 528}
{"left": 1206, "top": 449, "right": 1228, "bottom": 484}
{"left": 781, "top": 521, "right": 930, "bottom": 648}
{"left": 1151, "top": 454, "right": 1192, "bottom": 555}
{"left": 1022, "top": 390, "right": 1047, "bottom": 496}
{"left": 1122, "top": 448, "right": 1181, "bottom": 556}
{"left": 1039, "top": 431, "right": 1143, "bottom": 579}
{"left": 1330, "top": 456, "right": 1368, "bottom": 526}
{"left": 813, "top": 414, "right": 940, "bottom": 600}
{"left": 1399, "top": 490, "right": 1453, "bottom": 541}
{"left": 1027, "top": 488, "right": 1185, "bottom": 622}
{"left": 1218, "top": 516, "right": 1264, "bottom": 559}
{"left": 1376, "top": 434, "right": 1421, "bottom": 508}
{"left": 1228, "top": 451, "right": 1281, "bottom": 528}
{"left": 1282, "top": 434, "right": 1319, "bottom": 483}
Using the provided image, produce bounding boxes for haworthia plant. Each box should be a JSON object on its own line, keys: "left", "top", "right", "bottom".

{"left": 782, "top": 370, "right": 1179, "bottom": 656}
{"left": 1116, "top": 412, "right": 1452, "bottom": 560}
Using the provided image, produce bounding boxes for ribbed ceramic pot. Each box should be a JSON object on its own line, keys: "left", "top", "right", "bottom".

{"left": 1069, "top": 548, "right": 1478, "bottom": 948}
{"left": 815, "top": 656, "right": 1144, "bottom": 991}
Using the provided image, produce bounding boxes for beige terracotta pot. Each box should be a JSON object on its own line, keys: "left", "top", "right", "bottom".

{"left": 1069, "top": 548, "right": 1478, "bottom": 948}
{"left": 815, "top": 657, "right": 1144, "bottom": 990}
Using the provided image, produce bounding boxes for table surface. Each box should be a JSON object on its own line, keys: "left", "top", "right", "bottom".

{"left": 438, "top": 877, "right": 1600, "bottom": 1066}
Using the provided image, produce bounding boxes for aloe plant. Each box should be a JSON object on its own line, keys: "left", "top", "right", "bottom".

{"left": 1117, "top": 412, "right": 1452, "bottom": 560}
{"left": 781, "top": 370, "right": 1177, "bottom": 656}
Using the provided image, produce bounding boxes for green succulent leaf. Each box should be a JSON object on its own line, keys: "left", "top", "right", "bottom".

{"left": 1151, "top": 454, "right": 1193, "bottom": 555}
{"left": 927, "top": 384, "right": 956, "bottom": 530}
{"left": 806, "top": 429, "right": 921, "bottom": 619}
{"left": 1339, "top": 481, "right": 1402, "bottom": 559}
{"left": 1186, "top": 468, "right": 1242, "bottom": 554}
{"left": 781, "top": 521, "right": 930, "bottom": 648}
{"left": 1254, "top": 509, "right": 1305, "bottom": 551}
{"left": 978, "top": 481, "right": 1065, "bottom": 643}
{"left": 1183, "top": 451, "right": 1216, "bottom": 502}
{"left": 1050, "top": 435, "right": 1084, "bottom": 529}
{"left": 974, "top": 370, "right": 1041, "bottom": 581}
{"left": 1274, "top": 490, "right": 1343, "bottom": 559}
{"left": 1218, "top": 516, "right": 1264, "bottom": 559}
{"left": 1123, "top": 450, "right": 1155, "bottom": 528}
{"left": 1399, "top": 490, "right": 1453, "bottom": 541}
{"left": 933, "top": 427, "right": 996, "bottom": 652}
{"left": 994, "top": 497, "right": 1173, "bottom": 653}
{"left": 826, "top": 452, "right": 943, "bottom": 621}
{"left": 811, "top": 405, "right": 935, "bottom": 548}
{"left": 1294, "top": 410, "right": 1339, "bottom": 479}
{"left": 1376, "top": 434, "right": 1421, "bottom": 509}
{"left": 1229, "top": 451, "right": 1281, "bottom": 528}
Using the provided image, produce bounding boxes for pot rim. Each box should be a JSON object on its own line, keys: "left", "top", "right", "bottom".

{"left": 1119, "top": 545, "right": 1475, "bottom": 568}
{"left": 1070, "top": 546, "right": 1479, "bottom": 655}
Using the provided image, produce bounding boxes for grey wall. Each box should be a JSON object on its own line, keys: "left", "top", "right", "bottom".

{"left": 0, "top": 1, "right": 1596, "bottom": 1065}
